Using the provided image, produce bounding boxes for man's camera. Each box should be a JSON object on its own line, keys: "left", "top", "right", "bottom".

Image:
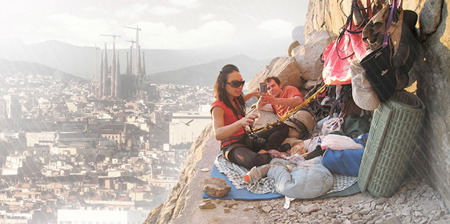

{"left": 246, "top": 133, "right": 266, "bottom": 150}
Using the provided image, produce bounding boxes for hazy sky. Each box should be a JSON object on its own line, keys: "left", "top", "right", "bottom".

{"left": 0, "top": 0, "right": 309, "bottom": 54}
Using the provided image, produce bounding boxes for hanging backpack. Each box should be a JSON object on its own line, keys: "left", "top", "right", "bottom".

{"left": 360, "top": 1, "right": 398, "bottom": 101}
{"left": 322, "top": 0, "right": 372, "bottom": 86}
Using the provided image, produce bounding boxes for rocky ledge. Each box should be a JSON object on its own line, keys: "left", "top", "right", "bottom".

{"left": 145, "top": 124, "right": 449, "bottom": 224}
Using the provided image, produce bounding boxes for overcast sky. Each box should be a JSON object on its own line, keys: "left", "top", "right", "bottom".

{"left": 0, "top": 0, "right": 309, "bottom": 56}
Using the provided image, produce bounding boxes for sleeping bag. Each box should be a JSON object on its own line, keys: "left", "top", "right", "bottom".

{"left": 268, "top": 157, "right": 333, "bottom": 199}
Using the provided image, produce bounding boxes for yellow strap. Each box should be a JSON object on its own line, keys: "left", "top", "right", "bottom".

{"left": 252, "top": 84, "right": 329, "bottom": 133}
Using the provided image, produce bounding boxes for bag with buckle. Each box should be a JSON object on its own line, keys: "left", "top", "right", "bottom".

{"left": 360, "top": 1, "right": 399, "bottom": 101}
{"left": 362, "top": 0, "right": 420, "bottom": 94}
{"left": 359, "top": 46, "right": 396, "bottom": 102}
{"left": 285, "top": 109, "right": 316, "bottom": 139}
{"left": 388, "top": 8, "right": 420, "bottom": 90}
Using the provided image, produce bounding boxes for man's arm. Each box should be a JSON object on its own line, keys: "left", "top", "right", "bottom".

{"left": 259, "top": 94, "right": 303, "bottom": 108}
{"left": 272, "top": 95, "right": 303, "bottom": 107}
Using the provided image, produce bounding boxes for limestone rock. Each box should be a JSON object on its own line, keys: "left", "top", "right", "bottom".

{"left": 359, "top": 207, "right": 371, "bottom": 215}
{"left": 201, "top": 177, "right": 231, "bottom": 198}
{"left": 396, "top": 194, "right": 406, "bottom": 204}
{"left": 261, "top": 205, "right": 272, "bottom": 213}
{"left": 287, "top": 210, "right": 296, "bottom": 217}
{"left": 145, "top": 204, "right": 163, "bottom": 224}
{"left": 342, "top": 219, "right": 351, "bottom": 224}
{"left": 435, "top": 220, "right": 450, "bottom": 224}
{"left": 376, "top": 216, "right": 401, "bottom": 224}
{"left": 384, "top": 206, "right": 392, "bottom": 213}
{"left": 225, "top": 200, "right": 238, "bottom": 208}
{"left": 249, "top": 57, "right": 302, "bottom": 91}
{"left": 419, "top": 0, "right": 443, "bottom": 37}
{"left": 350, "top": 213, "right": 361, "bottom": 220}
{"left": 298, "top": 204, "right": 319, "bottom": 213}
{"left": 292, "top": 30, "right": 337, "bottom": 81}
{"left": 202, "top": 198, "right": 213, "bottom": 203}
{"left": 199, "top": 201, "right": 216, "bottom": 209}
{"left": 342, "top": 206, "right": 352, "bottom": 215}
{"left": 376, "top": 197, "right": 388, "bottom": 205}
{"left": 305, "top": 0, "right": 351, "bottom": 36}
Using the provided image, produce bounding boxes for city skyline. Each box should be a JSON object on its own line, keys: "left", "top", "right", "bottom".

{"left": 0, "top": 70, "right": 211, "bottom": 222}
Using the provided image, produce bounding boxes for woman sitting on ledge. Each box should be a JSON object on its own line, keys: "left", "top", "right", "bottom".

{"left": 210, "top": 64, "right": 289, "bottom": 170}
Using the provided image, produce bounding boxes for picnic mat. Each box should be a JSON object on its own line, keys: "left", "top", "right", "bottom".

{"left": 202, "top": 154, "right": 359, "bottom": 200}
{"left": 202, "top": 162, "right": 283, "bottom": 200}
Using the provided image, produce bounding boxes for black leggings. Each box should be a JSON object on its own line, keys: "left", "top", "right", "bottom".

{"left": 223, "top": 123, "right": 289, "bottom": 169}
{"left": 255, "top": 123, "right": 289, "bottom": 150}
{"left": 226, "top": 144, "right": 272, "bottom": 170}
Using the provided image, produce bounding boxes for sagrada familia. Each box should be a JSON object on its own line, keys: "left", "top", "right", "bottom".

{"left": 96, "top": 26, "right": 150, "bottom": 101}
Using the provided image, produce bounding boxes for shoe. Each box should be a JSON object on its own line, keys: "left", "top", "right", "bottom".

{"left": 304, "top": 145, "right": 325, "bottom": 160}
{"left": 243, "top": 164, "right": 271, "bottom": 183}
{"left": 278, "top": 143, "right": 291, "bottom": 152}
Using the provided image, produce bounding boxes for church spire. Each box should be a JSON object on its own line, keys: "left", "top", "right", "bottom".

{"left": 129, "top": 44, "right": 133, "bottom": 75}
{"left": 84, "top": 118, "right": 89, "bottom": 132}
{"left": 99, "top": 50, "right": 104, "bottom": 98}
{"left": 142, "top": 51, "right": 146, "bottom": 80}
{"left": 102, "top": 43, "right": 109, "bottom": 97}
{"left": 126, "top": 52, "right": 130, "bottom": 75}
{"left": 111, "top": 41, "right": 116, "bottom": 98}
{"left": 115, "top": 51, "right": 120, "bottom": 98}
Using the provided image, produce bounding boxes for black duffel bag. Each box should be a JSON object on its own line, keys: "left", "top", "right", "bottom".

{"left": 360, "top": 44, "right": 397, "bottom": 102}
{"left": 390, "top": 9, "right": 420, "bottom": 90}
{"left": 360, "top": 0, "right": 398, "bottom": 102}
{"left": 361, "top": 0, "right": 420, "bottom": 101}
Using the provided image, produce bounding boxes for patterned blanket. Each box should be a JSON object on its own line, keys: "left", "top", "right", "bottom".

{"left": 214, "top": 154, "right": 358, "bottom": 195}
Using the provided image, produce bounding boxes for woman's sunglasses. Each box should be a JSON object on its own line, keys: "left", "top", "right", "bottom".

{"left": 226, "top": 80, "right": 245, "bottom": 88}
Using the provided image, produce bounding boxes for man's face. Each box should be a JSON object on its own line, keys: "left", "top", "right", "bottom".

{"left": 266, "top": 79, "right": 282, "bottom": 98}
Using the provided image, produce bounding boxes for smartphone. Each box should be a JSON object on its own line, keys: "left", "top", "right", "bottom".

{"left": 259, "top": 83, "right": 267, "bottom": 93}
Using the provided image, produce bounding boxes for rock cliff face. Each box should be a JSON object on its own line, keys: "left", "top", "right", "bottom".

{"left": 145, "top": 125, "right": 213, "bottom": 224}
{"left": 146, "top": 0, "right": 450, "bottom": 223}
{"left": 414, "top": 0, "right": 450, "bottom": 210}
{"left": 307, "top": 0, "right": 450, "bottom": 210}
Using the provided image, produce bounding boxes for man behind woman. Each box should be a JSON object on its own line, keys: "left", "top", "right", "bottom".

{"left": 210, "top": 64, "right": 303, "bottom": 170}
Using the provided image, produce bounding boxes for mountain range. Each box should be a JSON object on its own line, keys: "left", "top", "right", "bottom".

{"left": 0, "top": 25, "right": 304, "bottom": 86}
{"left": 0, "top": 59, "right": 82, "bottom": 82}
{"left": 148, "top": 55, "right": 271, "bottom": 86}
{"left": 0, "top": 40, "right": 275, "bottom": 86}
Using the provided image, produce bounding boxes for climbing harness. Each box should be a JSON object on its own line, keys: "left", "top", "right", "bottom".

{"left": 251, "top": 84, "right": 329, "bottom": 133}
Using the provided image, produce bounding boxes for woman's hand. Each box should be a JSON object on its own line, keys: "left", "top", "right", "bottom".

{"left": 240, "top": 113, "right": 259, "bottom": 127}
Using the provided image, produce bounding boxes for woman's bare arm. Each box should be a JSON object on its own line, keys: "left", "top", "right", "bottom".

{"left": 211, "top": 106, "right": 258, "bottom": 140}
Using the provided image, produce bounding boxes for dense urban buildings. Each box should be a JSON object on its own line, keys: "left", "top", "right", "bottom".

{"left": 0, "top": 71, "right": 214, "bottom": 223}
